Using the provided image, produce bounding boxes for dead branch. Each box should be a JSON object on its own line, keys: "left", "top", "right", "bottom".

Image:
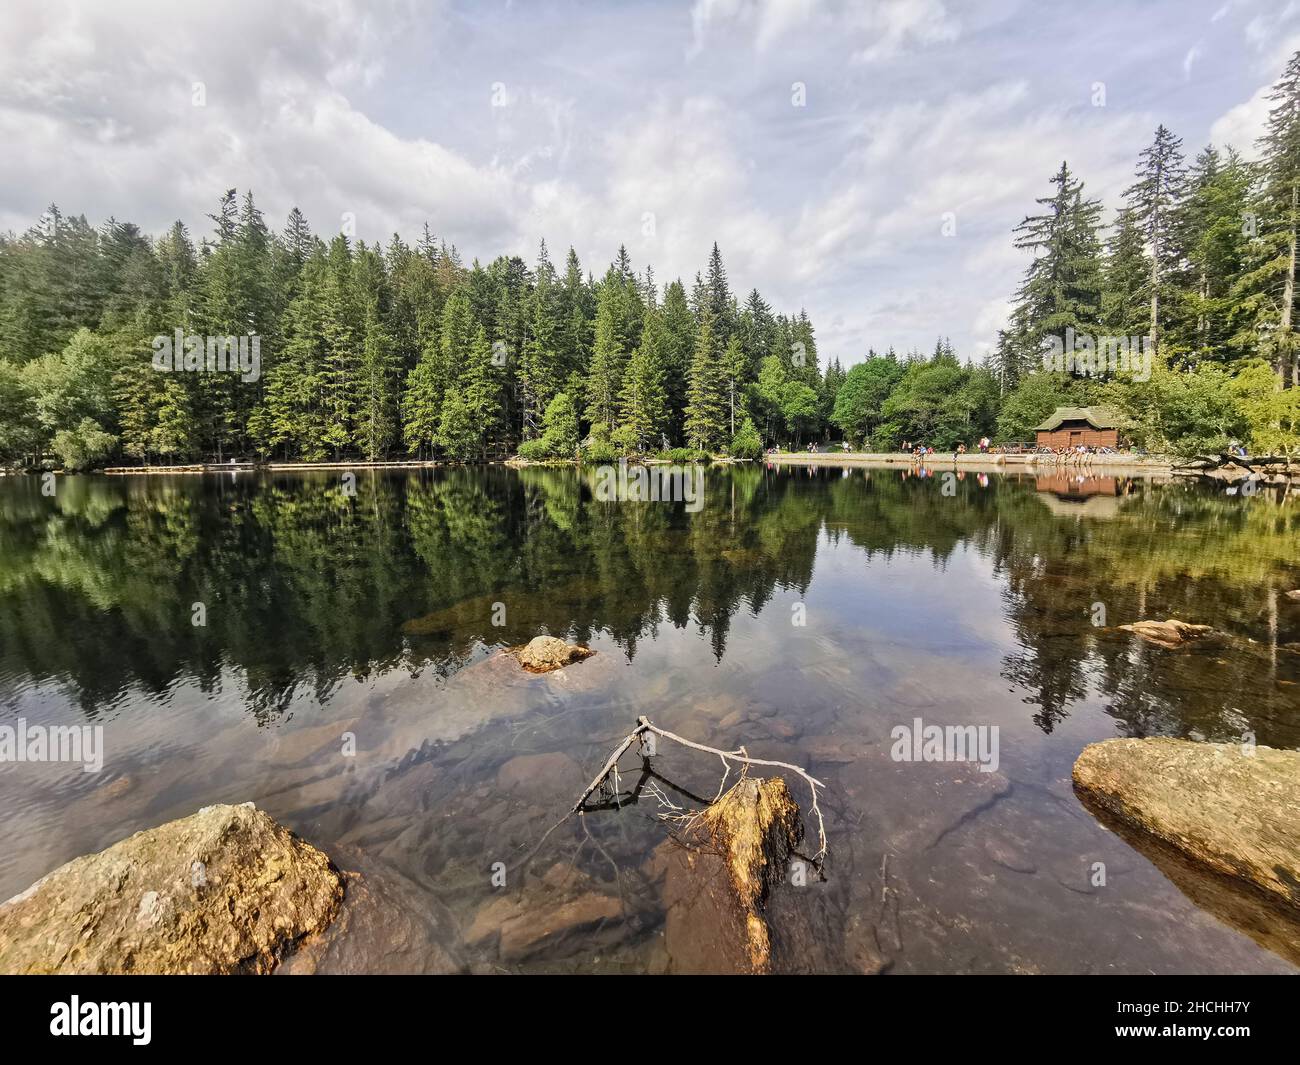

{"left": 567, "top": 715, "right": 828, "bottom": 864}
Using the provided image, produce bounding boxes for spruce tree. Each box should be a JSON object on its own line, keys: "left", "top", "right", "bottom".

{"left": 619, "top": 305, "right": 669, "bottom": 450}
{"left": 356, "top": 299, "right": 398, "bottom": 459}
{"left": 684, "top": 310, "right": 727, "bottom": 451}
{"left": 1235, "top": 50, "right": 1300, "bottom": 387}
{"left": 1124, "top": 125, "right": 1187, "bottom": 354}
{"left": 585, "top": 276, "right": 627, "bottom": 434}
{"left": 1005, "top": 161, "right": 1105, "bottom": 383}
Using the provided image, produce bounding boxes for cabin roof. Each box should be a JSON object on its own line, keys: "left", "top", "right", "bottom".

{"left": 1032, "top": 406, "right": 1122, "bottom": 433}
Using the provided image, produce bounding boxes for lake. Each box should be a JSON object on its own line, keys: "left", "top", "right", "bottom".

{"left": 1, "top": 464, "right": 1298, "bottom": 973}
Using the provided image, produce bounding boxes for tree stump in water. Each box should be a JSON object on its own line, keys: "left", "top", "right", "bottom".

{"left": 667, "top": 777, "right": 802, "bottom": 973}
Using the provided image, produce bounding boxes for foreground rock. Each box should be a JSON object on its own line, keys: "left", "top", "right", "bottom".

{"left": 0, "top": 802, "right": 343, "bottom": 974}
{"left": 1286, "top": 589, "right": 1300, "bottom": 602}
{"left": 1073, "top": 739, "right": 1300, "bottom": 911}
{"left": 1117, "top": 619, "right": 1215, "bottom": 649}
{"left": 664, "top": 777, "right": 802, "bottom": 974}
{"left": 510, "top": 635, "right": 595, "bottom": 673}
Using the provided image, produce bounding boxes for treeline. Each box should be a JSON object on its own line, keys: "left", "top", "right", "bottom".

{"left": 0, "top": 183, "right": 838, "bottom": 468}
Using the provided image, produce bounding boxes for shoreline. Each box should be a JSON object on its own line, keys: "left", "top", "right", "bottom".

{"left": 2, "top": 452, "right": 1285, "bottom": 482}
{"left": 765, "top": 451, "right": 1179, "bottom": 475}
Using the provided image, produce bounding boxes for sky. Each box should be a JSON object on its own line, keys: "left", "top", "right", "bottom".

{"left": 2, "top": 0, "right": 1298, "bottom": 367}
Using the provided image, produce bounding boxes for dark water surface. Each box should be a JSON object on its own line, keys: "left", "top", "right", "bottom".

{"left": 1, "top": 465, "right": 1298, "bottom": 973}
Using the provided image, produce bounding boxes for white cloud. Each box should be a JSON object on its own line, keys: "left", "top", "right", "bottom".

{"left": 687, "top": 0, "right": 958, "bottom": 60}
{"left": 849, "top": 0, "right": 961, "bottom": 65}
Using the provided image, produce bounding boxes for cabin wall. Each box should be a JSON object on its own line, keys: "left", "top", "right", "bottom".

{"left": 1035, "top": 424, "right": 1119, "bottom": 449}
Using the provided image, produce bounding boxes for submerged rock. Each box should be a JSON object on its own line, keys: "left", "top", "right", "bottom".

{"left": 496, "top": 751, "right": 584, "bottom": 801}
{"left": 465, "top": 862, "right": 622, "bottom": 962}
{"left": 1286, "top": 589, "right": 1300, "bottom": 602}
{"left": 279, "top": 845, "right": 462, "bottom": 974}
{"left": 0, "top": 802, "right": 343, "bottom": 974}
{"left": 1072, "top": 738, "right": 1300, "bottom": 911}
{"left": 510, "top": 635, "right": 595, "bottom": 673}
{"left": 1117, "top": 618, "right": 1216, "bottom": 649}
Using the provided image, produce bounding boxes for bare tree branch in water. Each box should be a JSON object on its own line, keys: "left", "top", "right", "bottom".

{"left": 555, "top": 715, "right": 828, "bottom": 865}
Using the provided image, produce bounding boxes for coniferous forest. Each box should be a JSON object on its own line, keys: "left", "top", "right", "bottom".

{"left": 3, "top": 52, "right": 1300, "bottom": 470}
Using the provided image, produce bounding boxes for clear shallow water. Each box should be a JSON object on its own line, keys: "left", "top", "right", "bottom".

{"left": 1, "top": 465, "right": 1298, "bottom": 973}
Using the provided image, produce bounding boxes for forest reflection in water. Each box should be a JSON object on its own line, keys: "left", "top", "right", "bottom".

{"left": 0, "top": 464, "right": 1297, "bottom": 973}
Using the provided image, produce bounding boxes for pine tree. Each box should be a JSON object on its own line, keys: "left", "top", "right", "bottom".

{"left": 521, "top": 240, "right": 562, "bottom": 438}
{"left": 1124, "top": 125, "right": 1187, "bottom": 354}
{"left": 684, "top": 311, "right": 727, "bottom": 451}
{"left": 705, "top": 242, "right": 734, "bottom": 346}
{"left": 721, "top": 333, "right": 747, "bottom": 438}
{"left": 1235, "top": 50, "right": 1300, "bottom": 387}
{"left": 356, "top": 299, "right": 399, "bottom": 459}
{"left": 619, "top": 305, "right": 669, "bottom": 450}
{"left": 1168, "top": 147, "right": 1254, "bottom": 365}
{"left": 402, "top": 328, "right": 444, "bottom": 460}
{"left": 585, "top": 276, "right": 627, "bottom": 434}
{"left": 1101, "top": 208, "right": 1149, "bottom": 336}
{"left": 1005, "top": 161, "right": 1105, "bottom": 383}
{"left": 659, "top": 279, "right": 695, "bottom": 443}
{"left": 463, "top": 324, "right": 507, "bottom": 457}
{"left": 319, "top": 234, "right": 362, "bottom": 457}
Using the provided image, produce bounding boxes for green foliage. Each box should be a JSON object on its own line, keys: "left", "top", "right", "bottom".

{"left": 52, "top": 417, "right": 117, "bottom": 470}
{"left": 830, "top": 353, "right": 904, "bottom": 447}
{"left": 581, "top": 441, "right": 620, "bottom": 464}
{"left": 659, "top": 447, "right": 711, "bottom": 463}
{"left": 1101, "top": 358, "right": 1246, "bottom": 456}
{"left": 728, "top": 416, "right": 762, "bottom": 459}
{"left": 0, "top": 359, "right": 38, "bottom": 462}
{"left": 877, "top": 343, "right": 997, "bottom": 449}
{"left": 684, "top": 311, "right": 728, "bottom": 451}
{"left": 515, "top": 438, "right": 554, "bottom": 461}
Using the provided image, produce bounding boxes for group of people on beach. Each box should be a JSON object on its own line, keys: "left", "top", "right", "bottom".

{"left": 902, "top": 437, "right": 992, "bottom": 458}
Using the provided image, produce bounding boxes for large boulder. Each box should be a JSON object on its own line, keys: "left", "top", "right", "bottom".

{"left": 1072, "top": 738, "right": 1300, "bottom": 910}
{"left": 0, "top": 802, "right": 343, "bottom": 974}
{"left": 510, "top": 635, "right": 594, "bottom": 673}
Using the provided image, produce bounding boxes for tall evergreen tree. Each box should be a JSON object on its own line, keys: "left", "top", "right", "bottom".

{"left": 1235, "top": 50, "right": 1300, "bottom": 387}
{"left": 684, "top": 310, "right": 727, "bottom": 451}
{"left": 1123, "top": 125, "right": 1187, "bottom": 354}
{"left": 619, "top": 305, "right": 669, "bottom": 449}
{"left": 1003, "top": 161, "right": 1105, "bottom": 384}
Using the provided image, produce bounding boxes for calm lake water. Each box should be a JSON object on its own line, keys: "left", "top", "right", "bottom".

{"left": 1, "top": 464, "right": 1298, "bottom": 973}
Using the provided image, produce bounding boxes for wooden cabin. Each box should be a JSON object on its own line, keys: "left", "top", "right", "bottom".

{"left": 1033, "top": 407, "right": 1121, "bottom": 450}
